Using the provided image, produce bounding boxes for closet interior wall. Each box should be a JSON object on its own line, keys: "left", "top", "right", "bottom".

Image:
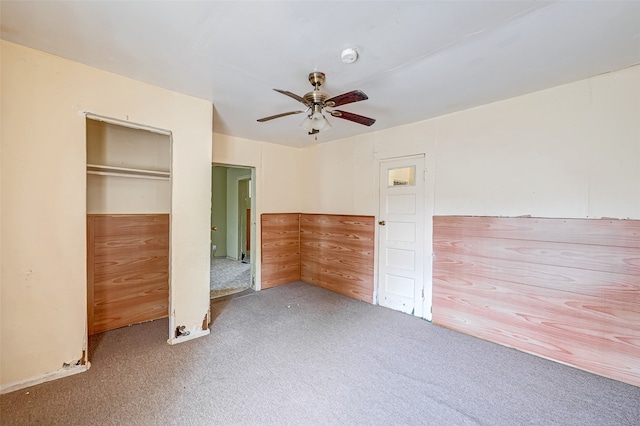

{"left": 86, "top": 119, "right": 171, "bottom": 335}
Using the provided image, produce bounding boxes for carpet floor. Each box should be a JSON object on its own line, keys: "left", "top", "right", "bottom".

{"left": 1, "top": 282, "right": 638, "bottom": 425}
{"left": 210, "top": 257, "right": 251, "bottom": 298}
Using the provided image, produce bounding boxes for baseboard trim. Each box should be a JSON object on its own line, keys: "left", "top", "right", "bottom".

{"left": 167, "top": 328, "right": 210, "bottom": 345}
{"left": 1, "top": 363, "right": 90, "bottom": 395}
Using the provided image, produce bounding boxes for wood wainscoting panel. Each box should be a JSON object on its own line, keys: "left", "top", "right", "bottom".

{"left": 433, "top": 216, "right": 640, "bottom": 386}
{"left": 86, "top": 217, "right": 96, "bottom": 335}
{"left": 261, "top": 213, "right": 300, "bottom": 289}
{"left": 300, "top": 214, "right": 375, "bottom": 303}
{"left": 88, "top": 214, "right": 169, "bottom": 334}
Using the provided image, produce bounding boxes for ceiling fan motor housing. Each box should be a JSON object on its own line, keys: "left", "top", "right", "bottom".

{"left": 303, "top": 90, "right": 329, "bottom": 105}
{"left": 308, "top": 72, "right": 326, "bottom": 87}
{"left": 304, "top": 72, "right": 329, "bottom": 106}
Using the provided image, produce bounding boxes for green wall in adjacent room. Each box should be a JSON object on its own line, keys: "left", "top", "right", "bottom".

{"left": 211, "top": 166, "right": 228, "bottom": 257}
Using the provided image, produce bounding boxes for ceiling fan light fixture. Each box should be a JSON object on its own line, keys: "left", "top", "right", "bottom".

{"left": 311, "top": 111, "right": 327, "bottom": 130}
{"left": 300, "top": 116, "right": 314, "bottom": 133}
{"left": 300, "top": 104, "right": 331, "bottom": 134}
{"left": 319, "top": 115, "right": 332, "bottom": 131}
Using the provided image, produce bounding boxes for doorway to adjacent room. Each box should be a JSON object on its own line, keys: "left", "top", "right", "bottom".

{"left": 210, "top": 164, "right": 256, "bottom": 298}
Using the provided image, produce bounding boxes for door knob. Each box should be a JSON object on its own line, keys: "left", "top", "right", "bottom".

{"left": 211, "top": 226, "right": 217, "bottom": 231}
{"left": 378, "top": 220, "right": 386, "bottom": 226}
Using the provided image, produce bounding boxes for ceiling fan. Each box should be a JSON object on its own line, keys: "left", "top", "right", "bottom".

{"left": 257, "top": 72, "right": 376, "bottom": 135}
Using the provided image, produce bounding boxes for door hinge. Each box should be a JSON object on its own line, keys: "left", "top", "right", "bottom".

{"left": 423, "top": 169, "right": 426, "bottom": 181}
{"left": 421, "top": 287, "right": 425, "bottom": 300}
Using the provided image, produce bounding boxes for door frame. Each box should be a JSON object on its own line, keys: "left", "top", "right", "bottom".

{"left": 85, "top": 112, "right": 173, "bottom": 354}
{"left": 376, "top": 153, "right": 435, "bottom": 320}
{"left": 212, "top": 163, "right": 257, "bottom": 290}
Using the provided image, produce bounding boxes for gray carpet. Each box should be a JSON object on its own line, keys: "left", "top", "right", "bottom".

{"left": 210, "top": 257, "right": 251, "bottom": 298}
{"left": 1, "top": 282, "right": 638, "bottom": 425}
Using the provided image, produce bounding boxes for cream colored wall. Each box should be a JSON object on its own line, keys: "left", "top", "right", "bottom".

{"left": 86, "top": 120, "right": 171, "bottom": 214}
{"left": 2, "top": 37, "right": 637, "bottom": 389}
{"left": 87, "top": 174, "right": 171, "bottom": 214}
{"left": 301, "top": 135, "right": 380, "bottom": 215}
{"left": 299, "top": 65, "right": 639, "bottom": 320}
{"left": 212, "top": 133, "right": 303, "bottom": 213}
{"left": 300, "top": 65, "right": 640, "bottom": 220}
{"left": 1, "top": 41, "right": 212, "bottom": 389}
{"left": 431, "top": 65, "right": 639, "bottom": 219}
{"left": 212, "top": 133, "right": 303, "bottom": 289}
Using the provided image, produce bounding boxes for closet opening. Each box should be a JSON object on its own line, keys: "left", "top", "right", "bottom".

{"left": 85, "top": 115, "right": 172, "bottom": 357}
{"left": 210, "top": 164, "right": 256, "bottom": 299}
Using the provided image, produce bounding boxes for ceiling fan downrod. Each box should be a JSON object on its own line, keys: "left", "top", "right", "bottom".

{"left": 303, "top": 72, "right": 330, "bottom": 106}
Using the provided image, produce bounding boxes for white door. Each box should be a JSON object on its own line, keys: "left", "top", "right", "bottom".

{"left": 378, "top": 155, "right": 425, "bottom": 316}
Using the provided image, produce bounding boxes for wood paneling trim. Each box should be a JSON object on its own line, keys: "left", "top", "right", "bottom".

{"left": 434, "top": 287, "right": 640, "bottom": 384}
{"left": 86, "top": 217, "right": 96, "bottom": 336}
{"left": 260, "top": 213, "right": 376, "bottom": 302}
{"left": 300, "top": 214, "right": 375, "bottom": 303}
{"left": 434, "top": 216, "right": 640, "bottom": 248}
{"left": 433, "top": 216, "right": 640, "bottom": 387}
{"left": 88, "top": 214, "right": 169, "bottom": 334}
{"left": 91, "top": 214, "right": 169, "bottom": 237}
{"left": 261, "top": 214, "right": 300, "bottom": 289}
{"left": 435, "top": 237, "right": 639, "bottom": 276}
{"left": 434, "top": 253, "right": 640, "bottom": 302}
{"left": 434, "top": 276, "right": 639, "bottom": 343}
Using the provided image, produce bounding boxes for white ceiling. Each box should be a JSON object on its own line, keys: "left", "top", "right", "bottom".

{"left": 2, "top": 1, "right": 640, "bottom": 147}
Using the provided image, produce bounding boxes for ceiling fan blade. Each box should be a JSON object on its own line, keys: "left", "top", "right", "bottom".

{"left": 273, "top": 89, "right": 311, "bottom": 107}
{"left": 331, "top": 110, "right": 376, "bottom": 126}
{"left": 257, "top": 111, "right": 305, "bottom": 122}
{"left": 325, "top": 90, "right": 368, "bottom": 107}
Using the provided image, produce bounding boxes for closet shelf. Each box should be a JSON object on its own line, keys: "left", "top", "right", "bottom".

{"left": 87, "top": 164, "right": 170, "bottom": 180}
